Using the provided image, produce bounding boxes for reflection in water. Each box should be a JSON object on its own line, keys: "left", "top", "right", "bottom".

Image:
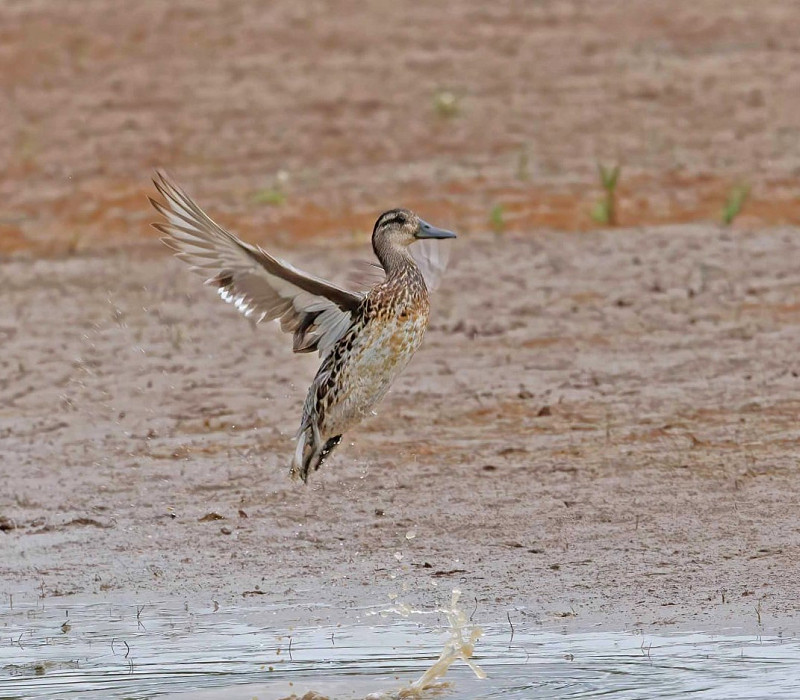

{"left": 1, "top": 595, "right": 798, "bottom": 699}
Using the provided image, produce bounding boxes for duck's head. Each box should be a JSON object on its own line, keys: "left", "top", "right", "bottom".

{"left": 372, "top": 209, "right": 456, "bottom": 256}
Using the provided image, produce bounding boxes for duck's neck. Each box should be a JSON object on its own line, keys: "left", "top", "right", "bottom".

{"left": 374, "top": 238, "right": 417, "bottom": 280}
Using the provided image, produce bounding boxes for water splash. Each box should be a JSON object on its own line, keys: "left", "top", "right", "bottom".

{"left": 366, "top": 589, "right": 485, "bottom": 699}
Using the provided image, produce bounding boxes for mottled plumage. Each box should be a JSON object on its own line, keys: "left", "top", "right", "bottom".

{"left": 149, "top": 173, "right": 456, "bottom": 483}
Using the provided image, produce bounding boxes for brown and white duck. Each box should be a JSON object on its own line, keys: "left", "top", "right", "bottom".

{"left": 150, "top": 172, "right": 456, "bottom": 483}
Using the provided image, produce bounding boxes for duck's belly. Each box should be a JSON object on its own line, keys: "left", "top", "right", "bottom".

{"left": 321, "top": 312, "right": 428, "bottom": 436}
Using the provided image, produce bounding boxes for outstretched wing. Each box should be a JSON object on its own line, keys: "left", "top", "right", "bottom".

{"left": 150, "top": 171, "right": 363, "bottom": 357}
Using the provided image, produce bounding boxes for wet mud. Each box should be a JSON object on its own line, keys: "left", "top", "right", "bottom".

{"left": 1, "top": 0, "right": 800, "bottom": 641}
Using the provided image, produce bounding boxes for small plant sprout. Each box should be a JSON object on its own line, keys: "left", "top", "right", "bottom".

{"left": 66, "top": 230, "right": 83, "bottom": 255}
{"left": 252, "top": 189, "right": 285, "bottom": 206}
{"left": 433, "top": 90, "right": 461, "bottom": 118}
{"left": 489, "top": 203, "right": 505, "bottom": 233}
{"left": 721, "top": 182, "right": 750, "bottom": 225}
{"left": 515, "top": 146, "right": 530, "bottom": 182}
{"left": 252, "top": 170, "right": 290, "bottom": 206}
{"left": 590, "top": 163, "right": 621, "bottom": 226}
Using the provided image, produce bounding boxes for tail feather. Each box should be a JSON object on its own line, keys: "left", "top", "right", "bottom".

{"left": 290, "top": 430, "right": 342, "bottom": 484}
{"left": 290, "top": 430, "right": 308, "bottom": 481}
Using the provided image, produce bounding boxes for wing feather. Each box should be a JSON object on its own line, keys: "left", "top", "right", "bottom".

{"left": 150, "top": 171, "right": 362, "bottom": 356}
{"left": 410, "top": 238, "right": 451, "bottom": 292}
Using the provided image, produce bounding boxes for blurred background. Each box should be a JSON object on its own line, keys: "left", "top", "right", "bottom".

{"left": 2, "top": 0, "right": 800, "bottom": 255}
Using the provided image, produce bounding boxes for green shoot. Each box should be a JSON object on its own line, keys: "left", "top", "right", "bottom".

{"left": 66, "top": 230, "right": 83, "bottom": 255}
{"left": 433, "top": 90, "right": 460, "bottom": 118}
{"left": 515, "top": 147, "right": 530, "bottom": 182}
{"left": 253, "top": 170, "right": 290, "bottom": 206}
{"left": 590, "top": 163, "right": 621, "bottom": 226}
{"left": 721, "top": 183, "right": 750, "bottom": 225}
{"left": 252, "top": 188, "right": 286, "bottom": 206}
{"left": 489, "top": 204, "right": 505, "bottom": 233}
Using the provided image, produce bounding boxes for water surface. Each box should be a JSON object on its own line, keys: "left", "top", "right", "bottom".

{"left": 1, "top": 600, "right": 797, "bottom": 699}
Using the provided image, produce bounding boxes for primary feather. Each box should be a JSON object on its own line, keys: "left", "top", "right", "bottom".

{"left": 150, "top": 172, "right": 361, "bottom": 357}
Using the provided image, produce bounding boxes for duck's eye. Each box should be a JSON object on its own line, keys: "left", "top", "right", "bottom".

{"left": 380, "top": 212, "right": 407, "bottom": 229}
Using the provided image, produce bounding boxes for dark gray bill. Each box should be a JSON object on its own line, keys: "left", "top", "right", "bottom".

{"left": 416, "top": 219, "right": 457, "bottom": 239}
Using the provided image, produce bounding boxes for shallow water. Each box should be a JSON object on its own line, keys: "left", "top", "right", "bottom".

{"left": 1, "top": 599, "right": 798, "bottom": 699}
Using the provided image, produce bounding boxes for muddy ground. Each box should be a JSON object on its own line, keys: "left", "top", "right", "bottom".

{"left": 1, "top": 0, "right": 800, "bottom": 634}
{"left": 3, "top": 225, "right": 800, "bottom": 633}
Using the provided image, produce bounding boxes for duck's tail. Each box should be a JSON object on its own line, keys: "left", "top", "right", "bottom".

{"left": 290, "top": 428, "right": 342, "bottom": 484}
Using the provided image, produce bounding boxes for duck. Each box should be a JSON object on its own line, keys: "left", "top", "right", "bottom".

{"left": 149, "top": 172, "right": 456, "bottom": 483}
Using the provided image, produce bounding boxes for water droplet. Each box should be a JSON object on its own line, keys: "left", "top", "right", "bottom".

{"left": 405, "top": 530, "right": 416, "bottom": 540}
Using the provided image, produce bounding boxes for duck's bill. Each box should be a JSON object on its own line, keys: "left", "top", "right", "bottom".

{"left": 416, "top": 220, "right": 457, "bottom": 239}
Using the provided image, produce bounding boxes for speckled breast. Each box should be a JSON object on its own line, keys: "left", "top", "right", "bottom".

{"left": 322, "top": 290, "right": 430, "bottom": 436}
